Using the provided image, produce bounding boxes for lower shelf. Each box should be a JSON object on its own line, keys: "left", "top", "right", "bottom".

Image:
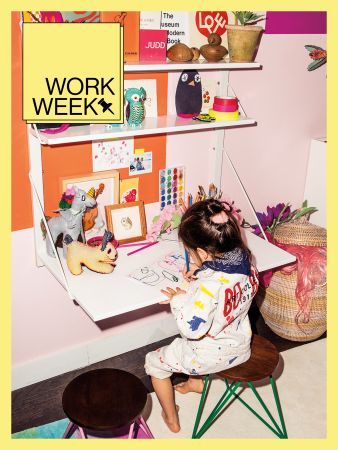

{"left": 38, "top": 230, "right": 295, "bottom": 322}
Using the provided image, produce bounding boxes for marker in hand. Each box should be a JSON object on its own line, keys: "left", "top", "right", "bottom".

{"left": 185, "top": 249, "right": 190, "bottom": 280}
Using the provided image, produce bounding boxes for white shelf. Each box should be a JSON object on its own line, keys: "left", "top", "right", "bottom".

{"left": 30, "top": 115, "right": 255, "bottom": 145}
{"left": 38, "top": 229, "right": 296, "bottom": 322}
{"left": 124, "top": 59, "right": 261, "bottom": 72}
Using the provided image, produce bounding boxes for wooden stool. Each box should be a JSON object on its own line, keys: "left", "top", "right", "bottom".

{"left": 192, "top": 334, "right": 288, "bottom": 439}
{"left": 62, "top": 368, "right": 154, "bottom": 439}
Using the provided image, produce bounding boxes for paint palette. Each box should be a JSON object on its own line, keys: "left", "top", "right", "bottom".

{"left": 159, "top": 166, "right": 185, "bottom": 211}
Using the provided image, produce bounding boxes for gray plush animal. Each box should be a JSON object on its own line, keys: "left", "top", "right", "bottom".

{"left": 46, "top": 185, "right": 97, "bottom": 259}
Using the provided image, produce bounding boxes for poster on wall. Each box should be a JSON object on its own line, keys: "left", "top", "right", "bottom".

{"left": 124, "top": 79, "right": 158, "bottom": 118}
{"left": 92, "top": 137, "right": 133, "bottom": 172}
{"left": 188, "top": 11, "right": 235, "bottom": 58}
{"left": 120, "top": 178, "right": 139, "bottom": 203}
{"left": 201, "top": 79, "right": 217, "bottom": 113}
{"left": 161, "top": 11, "right": 190, "bottom": 49}
{"left": 22, "top": 11, "right": 100, "bottom": 23}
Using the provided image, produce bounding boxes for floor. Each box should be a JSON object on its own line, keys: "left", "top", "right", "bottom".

{"left": 11, "top": 305, "right": 326, "bottom": 435}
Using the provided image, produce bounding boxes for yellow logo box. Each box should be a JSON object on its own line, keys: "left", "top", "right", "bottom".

{"left": 23, "top": 23, "right": 124, "bottom": 123}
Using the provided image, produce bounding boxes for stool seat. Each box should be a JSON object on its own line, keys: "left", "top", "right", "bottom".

{"left": 62, "top": 368, "right": 147, "bottom": 432}
{"left": 217, "top": 334, "right": 279, "bottom": 382}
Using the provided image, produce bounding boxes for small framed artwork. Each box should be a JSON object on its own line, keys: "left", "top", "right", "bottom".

{"left": 105, "top": 201, "right": 147, "bottom": 245}
{"left": 60, "top": 170, "right": 119, "bottom": 238}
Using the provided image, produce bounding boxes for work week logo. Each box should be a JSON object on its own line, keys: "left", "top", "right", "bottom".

{"left": 23, "top": 23, "right": 124, "bottom": 123}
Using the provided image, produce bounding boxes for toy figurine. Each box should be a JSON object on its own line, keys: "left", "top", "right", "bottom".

{"left": 64, "top": 230, "right": 117, "bottom": 275}
{"left": 193, "top": 113, "right": 216, "bottom": 122}
{"left": 45, "top": 185, "right": 96, "bottom": 259}
{"left": 125, "top": 87, "right": 146, "bottom": 126}
{"left": 175, "top": 70, "right": 202, "bottom": 118}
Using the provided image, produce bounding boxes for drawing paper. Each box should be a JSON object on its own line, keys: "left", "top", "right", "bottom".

{"left": 124, "top": 79, "right": 158, "bottom": 118}
{"left": 92, "top": 137, "right": 133, "bottom": 172}
{"left": 126, "top": 250, "right": 187, "bottom": 292}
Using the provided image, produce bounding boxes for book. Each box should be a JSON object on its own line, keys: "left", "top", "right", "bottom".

{"left": 139, "top": 30, "right": 167, "bottom": 62}
{"left": 100, "top": 11, "right": 140, "bottom": 62}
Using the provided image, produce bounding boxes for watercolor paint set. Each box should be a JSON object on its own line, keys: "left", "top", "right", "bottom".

{"left": 159, "top": 166, "right": 185, "bottom": 210}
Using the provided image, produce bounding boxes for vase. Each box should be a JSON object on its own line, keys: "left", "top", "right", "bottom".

{"left": 225, "top": 25, "right": 263, "bottom": 63}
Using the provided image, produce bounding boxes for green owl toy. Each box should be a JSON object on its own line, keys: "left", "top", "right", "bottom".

{"left": 125, "top": 87, "right": 146, "bottom": 126}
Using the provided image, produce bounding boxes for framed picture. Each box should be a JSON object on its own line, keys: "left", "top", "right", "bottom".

{"left": 60, "top": 170, "right": 119, "bottom": 239}
{"left": 105, "top": 201, "right": 147, "bottom": 245}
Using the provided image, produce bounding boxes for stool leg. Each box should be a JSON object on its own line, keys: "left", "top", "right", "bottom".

{"left": 193, "top": 380, "right": 241, "bottom": 439}
{"left": 137, "top": 416, "right": 155, "bottom": 439}
{"left": 192, "top": 374, "right": 209, "bottom": 439}
{"left": 270, "top": 375, "right": 288, "bottom": 439}
{"left": 128, "top": 421, "right": 135, "bottom": 439}
{"left": 78, "top": 427, "right": 87, "bottom": 439}
{"left": 62, "top": 420, "right": 74, "bottom": 439}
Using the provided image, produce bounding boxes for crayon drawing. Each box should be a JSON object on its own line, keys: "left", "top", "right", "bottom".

{"left": 126, "top": 251, "right": 186, "bottom": 291}
{"left": 92, "top": 137, "right": 133, "bottom": 172}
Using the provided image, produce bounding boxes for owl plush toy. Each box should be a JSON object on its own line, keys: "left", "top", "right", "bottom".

{"left": 125, "top": 87, "right": 146, "bottom": 126}
{"left": 175, "top": 70, "right": 202, "bottom": 118}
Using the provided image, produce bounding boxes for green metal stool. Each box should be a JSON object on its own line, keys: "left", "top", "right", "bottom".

{"left": 192, "top": 334, "right": 287, "bottom": 439}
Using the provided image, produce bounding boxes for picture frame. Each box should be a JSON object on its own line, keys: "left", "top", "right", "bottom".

{"left": 60, "top": 170, "right": 120, "bottom": 239}
{"left": 105, "top": 201, "right": 147, "bottom": 245}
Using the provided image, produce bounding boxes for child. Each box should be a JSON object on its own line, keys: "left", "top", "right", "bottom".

{"left": 145, "top": 199, "right": 259, "bottom": 433}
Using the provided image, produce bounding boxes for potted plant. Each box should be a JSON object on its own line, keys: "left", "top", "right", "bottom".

{"left": 225, "top": 11, "right": 265, "bottom": 63}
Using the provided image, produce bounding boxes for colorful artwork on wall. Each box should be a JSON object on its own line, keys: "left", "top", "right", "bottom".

{"left": 92, "top": 138, "right": 133, "bottom": 172}
{"left": 201, "top": 79, "right": 217, "bottom": 113}
{"left": 23, "top": 11, "right": 100, "bottom": 23}
{"left": 120, "top": 178, "right": 139, "bottom": 203}
{"left": 159, "top": 166, "right": 185, "bottom": 211}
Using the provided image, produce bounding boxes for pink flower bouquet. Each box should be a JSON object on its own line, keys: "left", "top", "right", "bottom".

{"left": 146, "top": 205, "right": 183, "bottom": 242}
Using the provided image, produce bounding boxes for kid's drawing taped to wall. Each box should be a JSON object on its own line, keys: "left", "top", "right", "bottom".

{"left": 126, "top": 251, "right": 186, "bottom": 291}
{"left": 92, "top": 137, "right": 133, "bottom": 172}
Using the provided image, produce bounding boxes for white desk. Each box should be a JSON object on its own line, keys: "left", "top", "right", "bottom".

{"left": 38, "top": 229, "right": 295, "bottom": 322}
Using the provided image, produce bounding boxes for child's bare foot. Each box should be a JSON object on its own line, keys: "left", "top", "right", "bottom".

{"left": 161, "top": 405, "right": 180, "bottom": 433}
{"left": 174, "top": 377, "right": 204, "bottom": 394}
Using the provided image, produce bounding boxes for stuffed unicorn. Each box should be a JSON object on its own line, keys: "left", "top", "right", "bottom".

{"left": 45, "top": 185, "right": 96, "bottom": 259}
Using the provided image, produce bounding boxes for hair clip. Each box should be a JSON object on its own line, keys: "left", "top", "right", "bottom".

{"left": 211, "top": 211, "right": 228, "bottom": 224}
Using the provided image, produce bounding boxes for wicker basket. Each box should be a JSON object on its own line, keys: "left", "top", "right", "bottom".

{"left": 255, "top": 214, "right": 327, "bottom": 342}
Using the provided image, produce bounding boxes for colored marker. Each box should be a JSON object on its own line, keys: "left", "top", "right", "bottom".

{"left": 118, "top": 243, "right": 151, "bottom": 248}
{"left": 127, "top": 241, "right": 159, "bottom": 256}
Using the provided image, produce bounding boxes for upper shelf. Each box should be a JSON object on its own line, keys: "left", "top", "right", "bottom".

{"left": 30, "top": 115, "right": 256, "bottom": 145}
{"left": 124, "top": 59, "right": 261, "bottom": 72}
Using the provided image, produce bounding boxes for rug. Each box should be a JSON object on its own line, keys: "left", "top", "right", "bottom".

{"left": 12, "top": 418, "right": 150, "bottom": 439}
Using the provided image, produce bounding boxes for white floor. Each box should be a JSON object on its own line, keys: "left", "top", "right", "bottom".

{"left": 143, "top": 338, "right": 327, "bottom": 439}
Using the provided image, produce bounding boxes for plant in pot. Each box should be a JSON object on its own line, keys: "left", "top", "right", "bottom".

{"left": 225, "top": 11, "right": 265, "bottom": 63}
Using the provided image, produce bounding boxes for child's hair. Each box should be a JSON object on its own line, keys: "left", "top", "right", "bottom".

{"left": 178, "top": 198, "right": 251, "bottom": 264}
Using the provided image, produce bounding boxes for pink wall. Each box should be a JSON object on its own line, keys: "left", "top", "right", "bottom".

{"left": 12, "top": 31, "right": 326, "bottom": 368}
{"left": 220, "top": 33, "right": 327, "bottom": 224}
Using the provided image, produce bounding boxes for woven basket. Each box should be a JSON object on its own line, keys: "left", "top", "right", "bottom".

{"left": 255, "top": 214, "right": 327, "bottom": 342}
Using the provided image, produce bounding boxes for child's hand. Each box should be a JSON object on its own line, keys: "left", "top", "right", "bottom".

{"left": 159, "top": 287, "right": 186, "bottom": 304}
{"left": 182, "top": 263, "right": 199, "bottom": 282}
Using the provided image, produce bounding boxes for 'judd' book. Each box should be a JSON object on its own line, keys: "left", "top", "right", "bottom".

{"left": 139, "top": 30, "right": 167, "bottom": 62}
